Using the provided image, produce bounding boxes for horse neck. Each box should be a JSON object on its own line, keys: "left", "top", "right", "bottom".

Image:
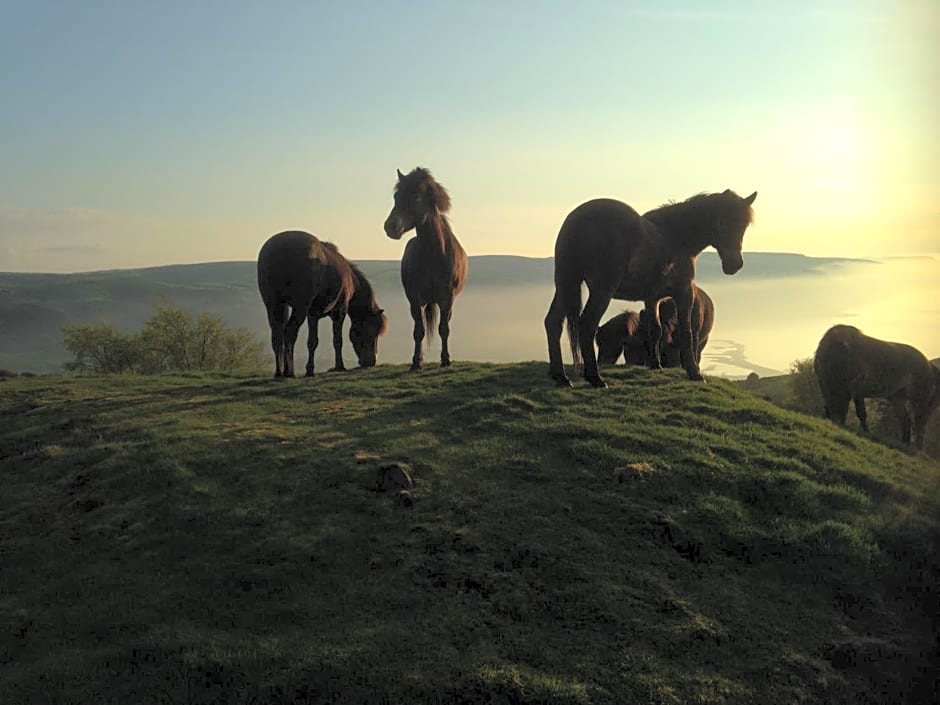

{"left": 415, "top": 211, "right": 453, "bottom": 257}
{"left": 347, "top": 269, "right": 378, "bottom": 315}
{"left": 647, "top": 204, "right": 716, "bottom": 257}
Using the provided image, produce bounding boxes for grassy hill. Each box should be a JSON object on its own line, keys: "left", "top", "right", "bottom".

{"left": 1, "top": 363, "right": 938, "bottom": 704}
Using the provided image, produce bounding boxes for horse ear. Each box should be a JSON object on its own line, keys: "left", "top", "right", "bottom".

{"left": 743, "top": 191, "right": 757, "bottom": 205}
{"left": 397, "top": 169, "right": 405, "bottom": 180}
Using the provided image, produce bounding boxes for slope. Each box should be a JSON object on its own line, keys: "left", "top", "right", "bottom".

{"left": 1, "top": 363, "right": 937, "bottom": 704}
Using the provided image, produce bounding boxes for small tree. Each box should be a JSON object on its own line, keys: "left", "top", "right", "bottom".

{"left": 62, "top": 302, "right": 266, "bottom": 375}
{"left": 788, "top": 357, "right": 823, "bottom": 415}
{"left": 62, "top": 323, "right": 141, "bottom": 374}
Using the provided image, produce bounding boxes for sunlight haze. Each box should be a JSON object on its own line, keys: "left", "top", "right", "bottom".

{"left": 1, "top": 1, "right": 937, "bottom": 272}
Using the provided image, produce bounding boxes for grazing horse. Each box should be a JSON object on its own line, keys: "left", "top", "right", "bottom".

{"left": 597, "top": 284, "right": 715, "bottom": 369}
{"left": 305, "top": 242, "right": 388, "bottom": 375}
{"left": 813, "top": 324, "right": 940, "bottom": 449}
{"left": 545, "top": 191, "right": 756, "bottom": 387}
{"left": 596, "top": 310, "right": 644, "bottom": 366}
{"left": 383, "top": 167, "right": 468, "bottom": 370}
{"left": 257, "top": 230, "right": 354, "bottom": 377}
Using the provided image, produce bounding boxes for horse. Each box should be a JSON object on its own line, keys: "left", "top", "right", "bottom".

{"left": 596, "top": 310, "right": 644, "bottom": 366}
{"left": 813, "top": 324, "right": 940, "bottom": 449}
{"left": 545, "top": 190, "right": 755, "bottom": 387}
{"left": 597, "top": 283, "right": 715, "bottom": 369}
{"left": 305, "top": 242, "right": 388, "bottom": 375}
{"left": 257, "top": 230, "right": 353, "bottom": 377}
{"left": 383, "top": 167, "right": 468, "bottom": 370}
{"left": 641, "top": 284, "right": 714, "bottom": 368}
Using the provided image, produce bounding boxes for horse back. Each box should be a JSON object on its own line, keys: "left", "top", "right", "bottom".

{"left": 257, "top": 230, "right": 323, "bottom": 311}
{"left": 815, "top": 324, "right": 934, "bottom": 400}
{"left": 554, "top": 199, "right": 655, "bottom": 291}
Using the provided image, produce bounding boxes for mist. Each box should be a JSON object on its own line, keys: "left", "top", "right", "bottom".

{"left": 299, "top": 257, "right": 939, "bottom": 379}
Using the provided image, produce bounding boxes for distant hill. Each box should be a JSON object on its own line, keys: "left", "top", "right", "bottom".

{"left": 0, "top": 253, "right": 868, "bottom": 372}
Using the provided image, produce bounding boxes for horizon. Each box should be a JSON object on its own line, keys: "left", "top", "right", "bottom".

{"left": 2, "top": 253, "right": 937, "bottom": 375}
{"left": 1, "top": 1, "right": 938, "bottom": 274}
{"left": 0, "top": 249, "right": 916, "bottom": 277}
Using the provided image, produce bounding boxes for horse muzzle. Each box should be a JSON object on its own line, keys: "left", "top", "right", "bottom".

{"left": 721, "top": 257, "right": 743, "bottom": 275}
{"left": 383, "top": 215, "right": 404, "bottom": 240}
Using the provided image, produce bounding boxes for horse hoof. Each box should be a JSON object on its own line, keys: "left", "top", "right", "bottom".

{"left": 586, "top": 376, "right": 608, "bottom": 389}
{"left": 410, "top": 364, "right": 422, "bottom": 371}
{"left": 550, "top": 373, "right": 572, "bottom": 387}
{"left": 328, "top": 366, "right": 346, "bottom": 372}
{"left": 440, "top": 359, "right": 451, "bottom": 368}
{"left": 687, "top": 372, "right": 706, "bottom": 382}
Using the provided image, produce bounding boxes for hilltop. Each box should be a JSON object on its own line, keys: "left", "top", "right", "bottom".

{"left": 1, "top": 363, "right": 937, "bottom": 704}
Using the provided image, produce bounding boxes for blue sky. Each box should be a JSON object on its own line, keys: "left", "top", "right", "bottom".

{"left": 0, "top": 1, "right": 936, "bottom": 271}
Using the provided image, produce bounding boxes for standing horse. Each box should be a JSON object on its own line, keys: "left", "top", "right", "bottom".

{"left": 813, "top": 324, "right": 940, "bottom": 449}
{"left": 545, "top": 190, "right": 756, "bottom": 387}
{"left": 384, "top": 167, "right": 468, "bottom": 370}
{"left": 257, "top": 230, "right": 354, "bottom": 378}
{"left": 305, "top": 242, "right": 388, "bottom": 375}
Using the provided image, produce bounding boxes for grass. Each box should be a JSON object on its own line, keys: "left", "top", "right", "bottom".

{"left": 1, "top": 363, "right": 938, "bottom": 704}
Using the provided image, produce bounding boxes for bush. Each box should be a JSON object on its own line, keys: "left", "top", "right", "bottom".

{"left": 63, "top": 303, "right": 266, "bottom": 375}
{"left": 63, "top": 323, "right": 142, "bottom": 374}
{"left": 788, "top": 357, "right": 823, "bottom": 416}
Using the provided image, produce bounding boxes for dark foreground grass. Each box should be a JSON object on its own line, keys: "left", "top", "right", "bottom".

{"left": 1, "top": 363, "right": 938, "bottom": 704}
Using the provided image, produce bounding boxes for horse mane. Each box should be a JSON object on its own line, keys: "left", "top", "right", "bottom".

{"left": 396, "top": 167, "right": 453, "bottom": 255}
{"left": 644, "top": 191, "right": 755, "bottom": 231}
{"left": 318, "top": 241, "right": 355, "bottom": 311}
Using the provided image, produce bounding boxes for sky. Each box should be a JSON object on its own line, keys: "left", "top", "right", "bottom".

{"left": 0, "top": 0, "right": 937, "bottom": 273}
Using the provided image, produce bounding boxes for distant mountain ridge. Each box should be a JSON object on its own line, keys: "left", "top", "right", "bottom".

{"left": 0, "top": 253, "right": 873, "bottom": 372}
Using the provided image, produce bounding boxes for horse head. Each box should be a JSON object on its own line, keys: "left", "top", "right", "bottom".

{"left": 349, "top": 308, "right": 388, "bottom": 368}
{"left": 713, "top": 190, "right": 756, "bottom": 275}
{"left": 384, "top": 167, "right": 451, "bottom": 240}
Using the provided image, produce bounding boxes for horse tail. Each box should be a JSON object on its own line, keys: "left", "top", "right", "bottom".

{"left": 557, "top": 278, "right": 583, "bottom": 376}
{"left": 423, "top": 304, "right": 438, "bottom": 347}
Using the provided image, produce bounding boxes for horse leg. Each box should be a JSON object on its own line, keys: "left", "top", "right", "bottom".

{"left": 544, "top": 292, "right": 571, "bottom": 386}
{"left": 673, "top": 290, "right": 702, "bottom": 381}
{"left": 304, "top": 313, "right": 319, "bottom": 377}
{"left": 579, "top": 290, "right": 613, "bottom": 388}
{"left": 330, "top": 313, "right": 346, "bottom": 371}
{"left": 409, "top": 303, "right": 425, "bottom": 371}
{"left": 643, "top": 300, "right": 663, "bottom": 369}
{"left": 853, "top": 394, "right": 869, "bottom": 432}
{"left": 283, "top": 308, "right": 304, "bottom": 378}
{"left": 889, "top": 396, "right": 912, "bottom": 444}
{"left": 438, "top": 297, "right": 454, "bottom": 367}
{"left": 267, "top": 304, "right": 288, "bottom": 377}
{"left": 911, "top": 401, "right": 929, "bottom": 450}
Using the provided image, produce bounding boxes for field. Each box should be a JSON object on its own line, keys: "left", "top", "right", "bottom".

{"left": 1, "top": 363, "right": 938, "bottom": 704}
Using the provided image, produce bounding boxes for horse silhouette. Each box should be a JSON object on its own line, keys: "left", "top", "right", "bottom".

{"left": 384, "top": 168, "right": 468, "bottom": 370}
{"left": 258, "top": 231, "right": 384, "bottom": 377}
{"left": 597, "top": 284, "right": 714, "bottom": 369}
{"left": 545, "top": 191, "right": 755, "bottom": 387}
{"left": 814, "top": 324, "right": 940, "bottom": 449}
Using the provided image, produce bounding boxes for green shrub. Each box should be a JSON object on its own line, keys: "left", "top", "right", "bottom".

{"left": 62, "top": 302, "right": 266, "bottom": 375}
{"left": 788, "top": 357, "right": 822, "bottom": 416}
